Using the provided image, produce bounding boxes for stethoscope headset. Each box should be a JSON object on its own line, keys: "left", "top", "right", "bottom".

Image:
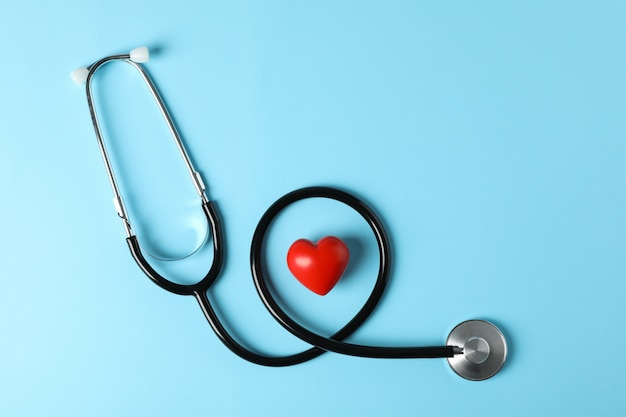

{"left": 71, "top": 47, "right": 508, "bottom": 381}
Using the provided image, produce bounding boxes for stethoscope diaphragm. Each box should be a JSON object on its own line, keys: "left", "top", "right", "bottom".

{"left": 446, "top": 320, "right": 508, "bottom": 381}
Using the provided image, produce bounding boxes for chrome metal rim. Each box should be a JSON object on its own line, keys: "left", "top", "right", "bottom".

{"left": 446, "top": 320, "right": 508, "bottom": 381}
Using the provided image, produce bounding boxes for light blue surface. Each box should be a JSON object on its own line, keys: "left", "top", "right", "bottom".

{"left": 2, "top": 1, "right": 626, "bottom": 415}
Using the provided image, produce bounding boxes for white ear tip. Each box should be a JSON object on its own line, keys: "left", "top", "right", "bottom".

{"left": 130, "top": 46, "right": 149, "bottom": 63}
{"left": 70, "top": 67, "right": 89, "bottom": 85}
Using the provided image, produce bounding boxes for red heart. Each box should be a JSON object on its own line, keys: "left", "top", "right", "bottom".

{"left": 287, "top": 236, "right": 350, "bottom": 296}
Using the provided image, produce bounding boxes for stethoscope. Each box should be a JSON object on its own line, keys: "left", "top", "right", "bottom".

{"left": 71, "top": 47, "right": 508, "bottom": 381}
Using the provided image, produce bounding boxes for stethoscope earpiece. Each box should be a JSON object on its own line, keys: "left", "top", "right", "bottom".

{"left": 446, "top": 320, "right": 508, "bottom": 381}
{"left": 129, "top": 46, "right": 149, "bottom": 63}
{"left": 70, "top": 67, "right": 89, "bottom": 85}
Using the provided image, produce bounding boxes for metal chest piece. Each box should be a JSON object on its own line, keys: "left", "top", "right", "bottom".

{"left": 446, "top": 320, "right": 508, "bottom": 381}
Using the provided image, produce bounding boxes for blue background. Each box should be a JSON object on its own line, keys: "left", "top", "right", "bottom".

{"left": 1, "top": 1, "right": 626, "bottom": 415}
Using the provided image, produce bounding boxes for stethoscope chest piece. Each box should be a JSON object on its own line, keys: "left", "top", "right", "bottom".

{"left": 446, "top": 320, "right": 508, "bottom": 381}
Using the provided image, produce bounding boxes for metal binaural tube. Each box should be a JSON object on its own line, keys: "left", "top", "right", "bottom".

{"left": 84, "top": 54, "right": 133, "bottom": 237}
{"left": 78, "top": 48, "right": 209, "bottom": 237}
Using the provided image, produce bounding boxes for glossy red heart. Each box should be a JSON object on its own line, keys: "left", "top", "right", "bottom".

{"left": 287, "top": 236, "right": 350, "bottom": 295}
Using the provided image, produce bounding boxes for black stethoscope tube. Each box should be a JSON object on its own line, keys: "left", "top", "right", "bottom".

{"left": 130, "top": 186, "right": 455, "bottom": 365}
{"left": 126, "top": 190, "right": 361, "bottom": 366}
{"left": 195, "top": 290, "right": 326, "bottom": 366}
{"left": 75, "top": 49, "right": 455, "bottom": 366}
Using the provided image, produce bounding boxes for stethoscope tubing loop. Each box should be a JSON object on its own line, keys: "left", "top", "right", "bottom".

{"left": 250, "top": 186, "right": 455, "bottom": 359}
